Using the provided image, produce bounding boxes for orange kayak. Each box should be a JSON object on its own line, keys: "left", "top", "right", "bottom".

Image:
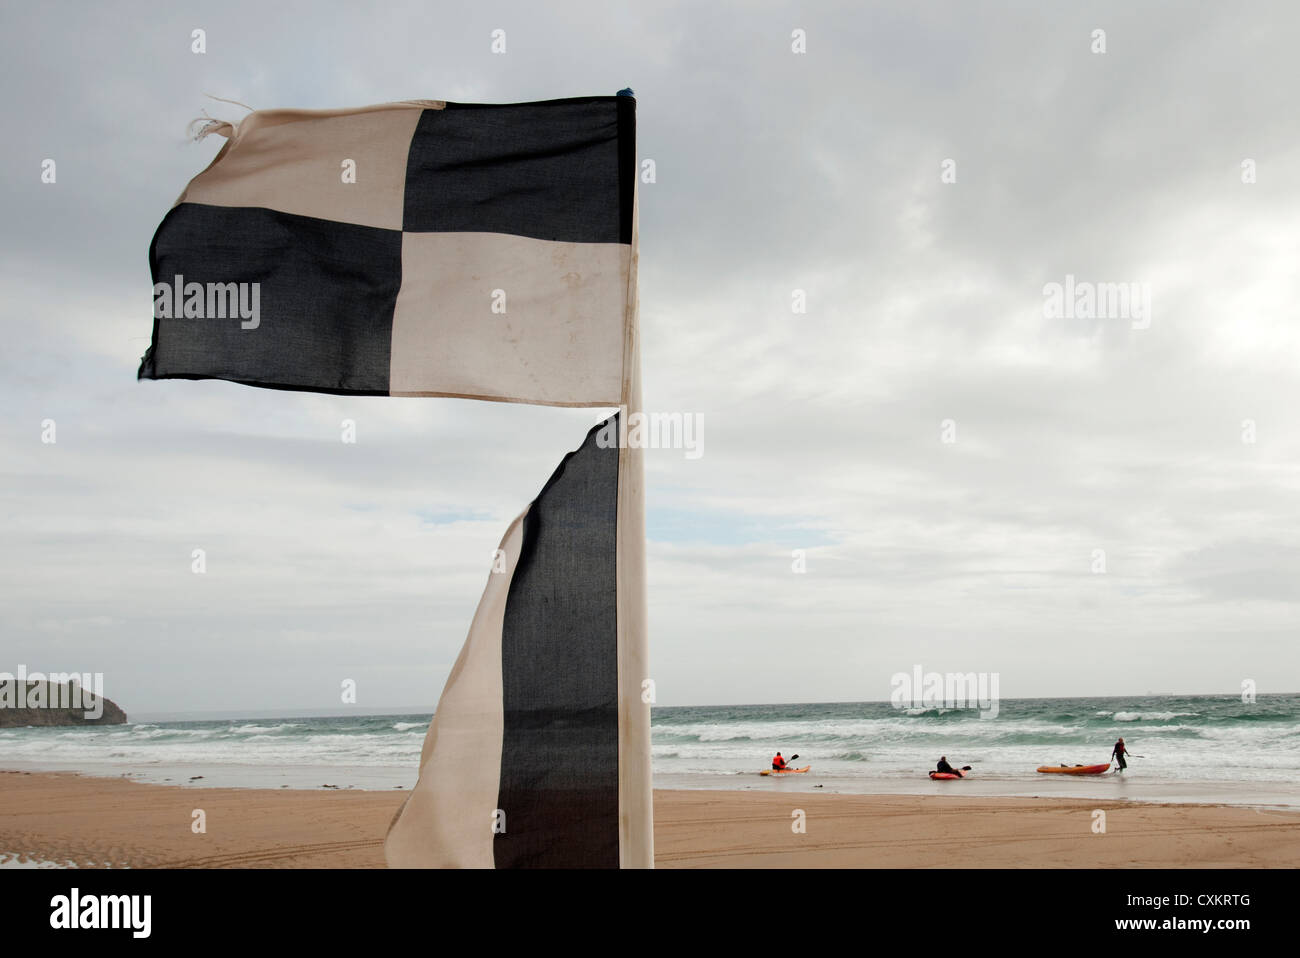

{"left": 1036, "top": 763, "right": 1111, "bottom": 775}
{"left": 759, "top": 766, "right": 811, "bottom": 775}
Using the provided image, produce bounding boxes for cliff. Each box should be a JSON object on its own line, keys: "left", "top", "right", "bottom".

{"left": 0, "top": 679, "right": 127, "bottom": 727}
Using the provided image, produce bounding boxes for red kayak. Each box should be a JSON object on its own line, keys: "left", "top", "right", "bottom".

{"left": 928, "top": 769, "right": 968, "bottom": 780}
{"left": 1037, "top": 763, "right": 1111, "bottom": 775}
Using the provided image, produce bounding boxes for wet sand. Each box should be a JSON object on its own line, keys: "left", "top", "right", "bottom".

{"left": 2, "top": 770, "right": 1297, "bottom": 868}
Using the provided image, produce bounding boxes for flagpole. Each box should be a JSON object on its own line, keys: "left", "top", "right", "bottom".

{"left": 617, "top": 180, "right": 654, "bottom": 868}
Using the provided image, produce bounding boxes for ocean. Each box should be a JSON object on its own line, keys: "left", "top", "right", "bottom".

{"left": 2, "top": 694, "right": 1298, "bottom": 806}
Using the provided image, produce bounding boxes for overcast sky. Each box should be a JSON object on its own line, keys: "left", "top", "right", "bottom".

{"left": 2, "top": 1, "right": 1297, "bottom": 714}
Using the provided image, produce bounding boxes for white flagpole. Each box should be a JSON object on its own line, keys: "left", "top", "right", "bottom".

{"left": 617, "top": 183, "right": 653, "bottom": 868}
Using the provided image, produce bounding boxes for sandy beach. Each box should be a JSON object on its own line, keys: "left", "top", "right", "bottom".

{"left": 2, "top": 770, "right": 1297, "bottom": 868}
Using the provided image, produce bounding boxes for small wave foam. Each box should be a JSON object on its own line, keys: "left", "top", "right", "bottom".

{"left": 696, "top": 731, "right": 756, "bottom": 743}
{"left": 0, "top": 853, "right": 74, "bottom": 869}
{"left": 1112, "top": 711, "right": 1199, "bottom": 722}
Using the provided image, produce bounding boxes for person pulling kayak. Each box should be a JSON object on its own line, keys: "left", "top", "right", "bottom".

{"left": 1111, "top": 737, "right": 1129, "bottom": 772}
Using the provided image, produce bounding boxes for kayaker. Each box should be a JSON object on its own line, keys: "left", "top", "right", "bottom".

{"left": 1111, "top": 737, "right": 1129, "bottom": 772}
{"left": 772, "top": 752, "right": 788, "bottom": 771}
{"left": 935, "top": 756, "right": 957, "bottom": 776}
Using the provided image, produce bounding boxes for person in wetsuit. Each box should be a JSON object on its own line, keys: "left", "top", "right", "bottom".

{"left": 1111, "top": 737, "right": 1128, "bottom": 772}
{"left": 935, "top": 756, "right": 959, "bottom": 776}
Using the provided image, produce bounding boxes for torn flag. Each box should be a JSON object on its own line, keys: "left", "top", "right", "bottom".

{"left": 386, "top": 413, "right": 651, "bottom": 867}
{"left": 139, "top": 96, "right": 636, "bottom": 407}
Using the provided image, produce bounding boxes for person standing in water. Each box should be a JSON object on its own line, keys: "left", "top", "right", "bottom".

{"left": 1111, "top": 737, "right": 1129, "bottom": 772}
